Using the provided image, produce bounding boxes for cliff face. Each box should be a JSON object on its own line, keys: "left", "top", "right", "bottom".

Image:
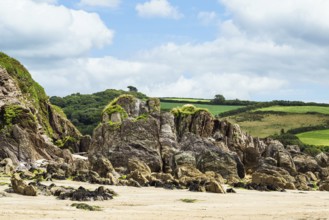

{"left": 0, "top": 53, "right": 86, "bottom": 163}
{"left": 90, "top": 95, "right": 329, "bottom": 190}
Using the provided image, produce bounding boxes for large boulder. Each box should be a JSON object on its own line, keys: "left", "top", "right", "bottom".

{"left": 179, "top": 133, "right": 245, "bottom": 179}
{"left": 315, "top": 152, "right": 329, "bottom": 168}
{"left": 293, "top": 154, "right": 320, "bottom": 173}
{"left": 263, "top": 141, "right": 296, "bottom": 174}
{"left": 11, "top": 173, "right": 37, "bottom": 196}
{"left": 172, "top": 105, "right": 214, "bottom": 140}
{"left": 0, "top": 158, "right": 15, "bottom": 174}
{"left": 252, "top": 166, "right": 296, "bottom": 190}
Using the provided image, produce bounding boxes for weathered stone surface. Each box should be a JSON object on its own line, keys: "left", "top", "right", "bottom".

{"left": 315, "top": 152, "right": 329, "bottom": 168}
{"left": 89, "top": 155, "right": 115, "bottom": 178}
{"left": 55, "top": 186, "right": 115, "bottom": 201}
{"left": 90, "top": 97, "right": 163, "bottom": 172}
{"left": 293, "top": 154, "right": 320, "bottom": 173}
{"left": 205, "top": 180, "right": 226, "bottom": 193}
{"left": 179, "top": 133, "right": 244, "bottom": 179}
{"left": 252, "top": 166, "right": 296, "bottom": 190}
{"left": 0, "top": 59, "right": 87, "bottom": 163}
{"left": 264, "top": 141, "right": 296, "bottom": 174}
{"left": 319, "top": 179, "right": 329, "bottom": 191}
{"left": 159, "top": 112, "right": 178, "bottom": 173}
{"left": 0, "top": 158, "right": 15, "bottom": 174}
{"left": 11, "top": 173, "right": 37, "bottom": 196}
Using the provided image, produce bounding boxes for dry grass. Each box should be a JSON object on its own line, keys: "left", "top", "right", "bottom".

{"left": 226, "top": 113, "right": 329, "bottom": 138}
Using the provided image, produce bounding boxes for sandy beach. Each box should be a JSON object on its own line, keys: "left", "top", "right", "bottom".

{"left": 0, "top": 179, "right": 329, "bottom": 220}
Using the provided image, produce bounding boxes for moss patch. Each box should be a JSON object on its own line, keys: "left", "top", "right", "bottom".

{"left": 180, "top": 198, "right": 198, "bottom": 203}
{"left": 0, "top": 52, "right": 55, "bottom": 137}
{"left": 0, "top": 105, "right": 37, "bottom": 131}
{"left": 71, "top": 203, "right": 102, "bottom": 211}
{"left": 171, "top": 104, "right": 210, "bottom": 117}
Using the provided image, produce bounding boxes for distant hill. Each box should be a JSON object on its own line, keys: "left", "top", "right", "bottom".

{"left": 221, "top": 101, "right": 329, "bottom": 155}
{"left": 50, "top": 90, "right": 147, "bottom": 135}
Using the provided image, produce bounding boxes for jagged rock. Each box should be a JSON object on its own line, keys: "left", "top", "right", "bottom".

{"left": 126, "top": 158, "right": 153, "bottom": 186}
{"left": 205, "top": 180, "right": 226, "bottom": 193}
{"left": 305, "top": 171, "right": 318, "bottom": 181}
{"left": 178, "top": 133, "right": 244, "bottom": 179}
{"left": 0, "top": 158, "right": 15, "bottom": 174}
{"left": 10, "top": 173, "right": 37, "bottom": 196}
{"left": 173, "top": 105, "right": 214, "bottom": 140}
{"left": 319, "top": 179, "right": 329, "bottom": 191}
{"left": 90, "top": 96, "right": 163, "bottom": 172}
{"left": 89, "top": 155, "right": 115, "bottom": 178}
{"left": 295, "top": 174, "right": 311, "bottom": 191}
{"left": 79, "top": 135, "right": 91, "bottom": 152}
{"left": 293, "top": 154, "right": 320, "bottom": 173}
{"left": 315, "top": 152, "right": 329, "bottom": 167}
{"left": 159, "top": 112, "right": 178, "bottom": 173}
{"left": 286, "top": 145, "right": 300, "bottom": 153}
{"left": 0, "top": 53, "right": 88, "bottom": 164}
{"left": 252, "top": 166, "right": 296, "bottom": 190}
{"left": 264, "top": 141, "right": 296, "bottom": 174}
{"left": 188, "top": 181, "right": 206, "bottom": 192}
{"left": 56, "top": 186, "right": 115, "bottom": 201}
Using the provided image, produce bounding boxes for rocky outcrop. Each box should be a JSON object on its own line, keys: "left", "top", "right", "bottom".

{"left": 0, "top": 53, "right": 88, "bottom": 164}
{"left": 89, "top": 95, "right": 329, "bottom": 192}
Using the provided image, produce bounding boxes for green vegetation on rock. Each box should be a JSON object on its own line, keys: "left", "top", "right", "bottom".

{"left": 50, "top": 89, "right": 147, "bottom": 135}
{"left": 162, "top": 102, "right": 243, "bottom": 115}
{"left": 0, "top": 52, "right": 54, "bottom": 137}
{"left": 71, "top": 203, "right": 102, "bottom": 211}
{"left": 0, "top": 105, "right": 37, "bottom": 131}
{"left": 103, "top": 104, "right": 128, "bottom": 120}
{"left": 171, "top": 104, "right": 210, "bottom": 117}
{"left": 180, "top": 198, "right": 198, "bottom": 203}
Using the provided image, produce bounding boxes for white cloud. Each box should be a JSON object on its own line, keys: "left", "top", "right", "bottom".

{"left": 79, "top": 0, "right": 121, "bottom": 8}
{"left": 0, "top": 0, "right": 113, "bottom": 58}
{"left": 136, "top": 0, "right": 183, "bottom": 19}
{"left": 2, "top": 0, "right": 329, "bottom": 102}
{"left": 220, "top": 0, "right": 329, "bottom": 45}
{"left": 197, "top": 11, "right": 218, "bottom": 25}
{"left": 31, "top": 0, "right": 57, "bottom": 4}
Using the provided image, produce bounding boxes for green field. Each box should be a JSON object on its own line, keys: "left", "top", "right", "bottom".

{"left": 226, "top": 113, "right": 329, "bottom": 138}
{"left": 160, "top": 98, "right": 210, "bottom": 103}
{"left": 255, "top": 106, "right": 329, "bottom": 115}
{"left": 161, "top": 102, "right": 244, "bottom": 116}
{"left": 297, "top": 130, "right": 329, "bottom": 146}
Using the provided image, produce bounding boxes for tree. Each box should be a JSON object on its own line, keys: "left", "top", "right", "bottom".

{"left": 127, "top": 86, "right": 138, "bottom": 92}
{"left": 212, "top": 94, "right": 226, "bottom": 104}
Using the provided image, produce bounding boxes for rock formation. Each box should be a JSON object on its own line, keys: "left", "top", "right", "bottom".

{"left": 0, "top": 52, "right": 87, "bottom": 164}
{"left": 2, "top": 52, "right": 329, "bottom": 193}
{"left": 90, "top": 95, "right": 329, "bottom": 191}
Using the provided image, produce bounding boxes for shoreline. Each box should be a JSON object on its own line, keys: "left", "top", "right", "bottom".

{"left": 1, "top": 179, "right": 329, "bottom": 220}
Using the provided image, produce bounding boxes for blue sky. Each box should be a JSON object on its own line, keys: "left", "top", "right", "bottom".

{"left": 0, "top": 0, "right": 329, "bottom": 102}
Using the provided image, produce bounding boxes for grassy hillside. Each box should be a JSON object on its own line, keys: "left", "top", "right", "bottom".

{"left": 161, "top": 102, "right": 244, "bottom": 116}
{"left": 226, "top": 112, "right": 329, "bottom": 138}
{"left": 297, "top": 130, "right": 329, "bottom": 146}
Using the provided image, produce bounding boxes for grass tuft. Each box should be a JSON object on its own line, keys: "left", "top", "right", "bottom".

{"left": 71, "top": 203, "right": 102, "bottom": 211}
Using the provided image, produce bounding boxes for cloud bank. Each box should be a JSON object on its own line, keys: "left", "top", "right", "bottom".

{"left": 1, "top": 0, "right": 329, "bottom": 102}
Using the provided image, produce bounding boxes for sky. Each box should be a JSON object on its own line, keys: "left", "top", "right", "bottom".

{"left": 0, "top": 0, "right": 329, "bottom": 102}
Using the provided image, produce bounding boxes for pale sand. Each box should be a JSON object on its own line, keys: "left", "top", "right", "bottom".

{"left": 0, "top": 179, "right": 329, "bottom": 220}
